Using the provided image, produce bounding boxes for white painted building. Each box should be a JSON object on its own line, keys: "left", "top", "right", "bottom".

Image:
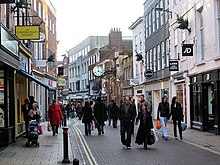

{"left": 128, "top": 17, "right": 146, "bottom": 108}
{"left": 169, "top": 0, "right": 220, "bottom": 134}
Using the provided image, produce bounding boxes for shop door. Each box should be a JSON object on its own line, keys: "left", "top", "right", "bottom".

{"left": 202, "top": 84, "right": 215, "bottom": 131}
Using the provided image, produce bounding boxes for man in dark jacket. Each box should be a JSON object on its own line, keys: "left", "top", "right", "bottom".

{"left": 94, "top": 97, "right": 107, "bottom": 135}
{"left": 137, "top": 94, "right": 145, "bottom": 112}
{"left": 157, "top": 96, "right": 170, "bottom": 140}
{"left": 119, "top": 96, "right": 137, "bottom": 149}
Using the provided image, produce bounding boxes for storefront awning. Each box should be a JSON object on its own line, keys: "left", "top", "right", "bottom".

{"left": 19, "top": 70, "right": 56, "bottom": 91}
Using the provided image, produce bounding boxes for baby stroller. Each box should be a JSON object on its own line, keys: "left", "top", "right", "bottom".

{"left": 25, "top": 120, "right": 40, "bottom": 147}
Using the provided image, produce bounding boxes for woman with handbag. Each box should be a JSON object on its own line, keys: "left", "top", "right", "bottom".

{"left": 170, "top": 96, "right": 184, "bottom": 140}
{"left": 135, "top": 102, "right": 153, "bottom": 150}
{"left": 48, "top": 100, "right": 63, "bottom": 136}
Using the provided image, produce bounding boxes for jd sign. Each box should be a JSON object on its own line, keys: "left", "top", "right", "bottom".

{"left": 182, "top": 44, "right": 193, "bottom": 56}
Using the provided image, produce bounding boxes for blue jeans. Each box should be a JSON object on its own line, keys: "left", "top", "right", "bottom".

{"left": 160, "top": 117, "right": 168, "bottom": 138}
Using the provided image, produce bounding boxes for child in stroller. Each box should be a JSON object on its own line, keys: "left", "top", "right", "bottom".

{"left": 25, "top": 120, "right": 40, "bottom": 147}
{"left": 25, "top": 103, "right": 42, "bottom": 147}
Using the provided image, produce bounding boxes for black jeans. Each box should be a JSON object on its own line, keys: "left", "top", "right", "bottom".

{"left": 173, "top": 119, "right": 182, "bottom": 139}
{"left": 52, "top": 124, "right": 59, "bottom": 135}
{"left": 121, "top": 121, "right": 132, "bottom": 147}
{"left": 112, "top": 119, "right": 118, "bottom": 128}
{"left": 84, "top": 123, "right": 91, "bottom": 135}
{"left": 96, "top": 119, "right": 104, "bottom": 134}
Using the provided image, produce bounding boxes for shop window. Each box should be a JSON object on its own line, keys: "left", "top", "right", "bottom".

{"left": 192, "top": 84, "right": 202, "bottom": 122}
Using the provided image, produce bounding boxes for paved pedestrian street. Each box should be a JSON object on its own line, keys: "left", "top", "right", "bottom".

{"left": 0, "top": 119, "right": 220, "bottom": 165}
{"left": 70, "top": 119, "right": 220, "bottom": 165}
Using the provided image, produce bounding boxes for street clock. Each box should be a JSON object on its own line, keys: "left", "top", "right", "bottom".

{"left": 93, "top": 66, "right": 103, "bottom": 77}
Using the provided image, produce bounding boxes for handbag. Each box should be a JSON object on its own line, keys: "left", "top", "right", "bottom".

{"left": 47, "top": 122, "right": 52, "bottom": 132}
{"left": 181, "top": 122, "right": 187, "bottom": 131}
{"left": 39, "top": 124, "right": 43, "bottom": 134}
{"left": 156, "top": 119, "right": 162, "bottom": 130}
{"left": 147, "top": 129, "right": 155, "bottom": 145}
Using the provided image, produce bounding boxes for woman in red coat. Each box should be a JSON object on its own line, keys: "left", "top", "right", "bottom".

{"left": 48, "top": 100, "right": 63, "bottom": 136}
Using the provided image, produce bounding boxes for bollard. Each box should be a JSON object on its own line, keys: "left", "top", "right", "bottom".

{"left": 62, "top": 127, "right": 70, "bottom": 163}
{"left": 64, "top": 111, "right": 67, "bottom": 126}
{"left": 73, "top": 158, "right": 79, "bottom": 165}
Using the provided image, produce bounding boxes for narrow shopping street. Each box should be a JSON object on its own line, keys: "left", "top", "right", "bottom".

{"left": 69, "top": 119, "right": 220, "bottom": 165}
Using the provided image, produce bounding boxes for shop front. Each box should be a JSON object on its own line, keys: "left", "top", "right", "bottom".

{"left": 0, "top": 23, "right": 19, "bottom": 146}
{"left": 190, "top": 70, "right": 219, "bottom": 135}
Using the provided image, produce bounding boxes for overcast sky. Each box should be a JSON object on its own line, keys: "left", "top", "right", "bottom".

{"left": 50, "top": 0, "right": 145, "bottom": 58}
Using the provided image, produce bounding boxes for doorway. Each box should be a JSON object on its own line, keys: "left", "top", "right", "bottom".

{"left": 202, "top": 83, "right": 215, "bottom": 131}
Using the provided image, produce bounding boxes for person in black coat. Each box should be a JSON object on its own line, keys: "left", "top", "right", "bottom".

{"left": 170, "top": 96, "right": 184, "bottom": 140}
{"left": 94, "top": 97, "right": 107, "bottom": 135}
{"left": 119, "top": 96, "right": 137, "bottom": 149}
{"left": 21, "top": 98, "right": 30, "bottom": 137}
{"left": 81, "top": 101, "right": 93, "bottom": 136}
{"left": 109, "top": 102, "right": 119, "bottom": 128}
{"left": 135, "top": 102, "right": 153, "bottom": 150}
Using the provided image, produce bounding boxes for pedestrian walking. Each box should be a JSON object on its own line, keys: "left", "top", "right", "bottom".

{"left": 48, "top": 100, "right": 63, "bottom": 136}
{"left": 21, "top": 98, "right": 30, "bottom": 138}
{"left": 76, "top": 102, "right": 83, "bottom": 120}
{"left": 157, "top": 96, "right": 170, "bottom": 140}
{"left": 94, "top": 97, "right": 107, "bottom": 135}
{"left": 109, "top": 101, "right": 119, "bottom": 128}
{"left": 28, "top": 102, "right": 42, "bottom": 123}
{"left": 137, "top": 94, "right": 145, "bottom": 112}
{"left": 131, "top": 98, "right": 137, "bottom": 134}
{"left": 170, "top": 96, "right": 184, "bottom": 140}
{"left": 119, "top": 96, "right": 137, "bottom": 149}
{"left": 28, "top": 96, "right": 38, "bottom": 110}
{"left": 135, "top": 102, "right": 153, "bottom": 150}
{"left": 107, "top": 100, "right": 114, "bottom": 126}
{"left": 65, "top": 103, "right": 71, "bottom": 120}
{"left": 81, "top": 101, "right": 93, "bottom": 136}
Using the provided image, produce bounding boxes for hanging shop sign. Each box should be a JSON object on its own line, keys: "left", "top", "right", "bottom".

{"left": 169, "top": 60, "right": 179, "bottom": 71}
{"left": 58, "top": 78, "right": 66, "bottom": 87}
{"left": 15, "top": 26, "right": 40, "bottom": 40}
{"left": 182, "top": 44, "right": 193, "bottom": 56}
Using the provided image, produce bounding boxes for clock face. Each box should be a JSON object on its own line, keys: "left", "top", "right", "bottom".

{"left": 93, "top": 66, "right": 103, "bottom": 77}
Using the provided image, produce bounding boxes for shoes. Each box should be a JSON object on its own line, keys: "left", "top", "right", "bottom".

{"left": 102, "top": 130, "right": 104, "bottom": 134}
{"left": 164, "top": 137, "right": 168, "bottom": 140}
{"left": 56, "top": 131, "right": 58, "bottom": 134}
{"left": 180, "top": 137, "right": 183, "bottom": 140}
{"left": 123, "top": 145, "right": 127, "bottom": 149}
{"left": 162, "top": 135, "right": 165, "bottom": 139}
{"left": 127, "top": 146, "right": 131, "bottom": 149}
{"left": 174, "top": 137, "right": 178, "bottom": 140}
{"left": 144, "top": 146, "right": 148, "bottom": 150}
{"left": 98, "top": 132, "right": 101, "bottom": 135}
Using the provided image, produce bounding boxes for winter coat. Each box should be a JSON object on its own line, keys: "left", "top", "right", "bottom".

{"left": 119, "top": 103, "right": 136, "bottom": 123}
{"left": 135, "top": 111, "right": 153, "bottom": 145}
{"left": 48, "top": 104, "right": 63, "bottom": 125}
{"left": 28, "top": 109, "right": 42, "bottom": 123}
{"left": 170, "top": 102, "right": 183, "bottom": 121}
{"left": 109, "top": 103, "right": 119, "bottom": 120}
{"left": 94, "top": 101, "right": 107, "bottom": 121}
{"left": 157, "top": 101, "right": 170, "bottom": 118}
{"left": 81, "top": 106, "right": 93, "bottom": 124}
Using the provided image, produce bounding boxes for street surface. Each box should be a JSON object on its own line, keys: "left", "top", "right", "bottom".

{"left": 69, "top": 119, "right": 220, "bottom": 165}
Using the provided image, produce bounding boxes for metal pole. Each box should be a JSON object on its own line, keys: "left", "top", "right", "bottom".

{"left": 62, "top": 127, "right": 70, "bottom": 163}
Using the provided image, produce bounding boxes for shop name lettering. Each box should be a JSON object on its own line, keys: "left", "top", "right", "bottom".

{"left": 17, "top": 30, "right": 38, "bottom": 36}
{"left": 170, "top": 62, "right": 178, "bottom": 69}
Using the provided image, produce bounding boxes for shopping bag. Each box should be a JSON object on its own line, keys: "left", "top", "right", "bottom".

{"left": 47, "top": 122, "right": 52, "bottom": 132}
{"left": 156, "top": 120, "right": 162, "bottom": 130}
{"left": 152, "top": 128, "right": 158, "bottom": 141}
{"left": 181, "top": 122, "right": 187, "bottom": 131}
{"left": 147, "top": 129, "right": 155, "bottom": 145}
{"left": 39, "top": 124, "right": 43, "bottom": 134}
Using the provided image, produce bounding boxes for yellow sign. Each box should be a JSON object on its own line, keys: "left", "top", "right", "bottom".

{"left": 58, "top": 78, "right": 66, "bottom": 87}
{"left": 16, "top": 26, "right": 40, "bottom": 40}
